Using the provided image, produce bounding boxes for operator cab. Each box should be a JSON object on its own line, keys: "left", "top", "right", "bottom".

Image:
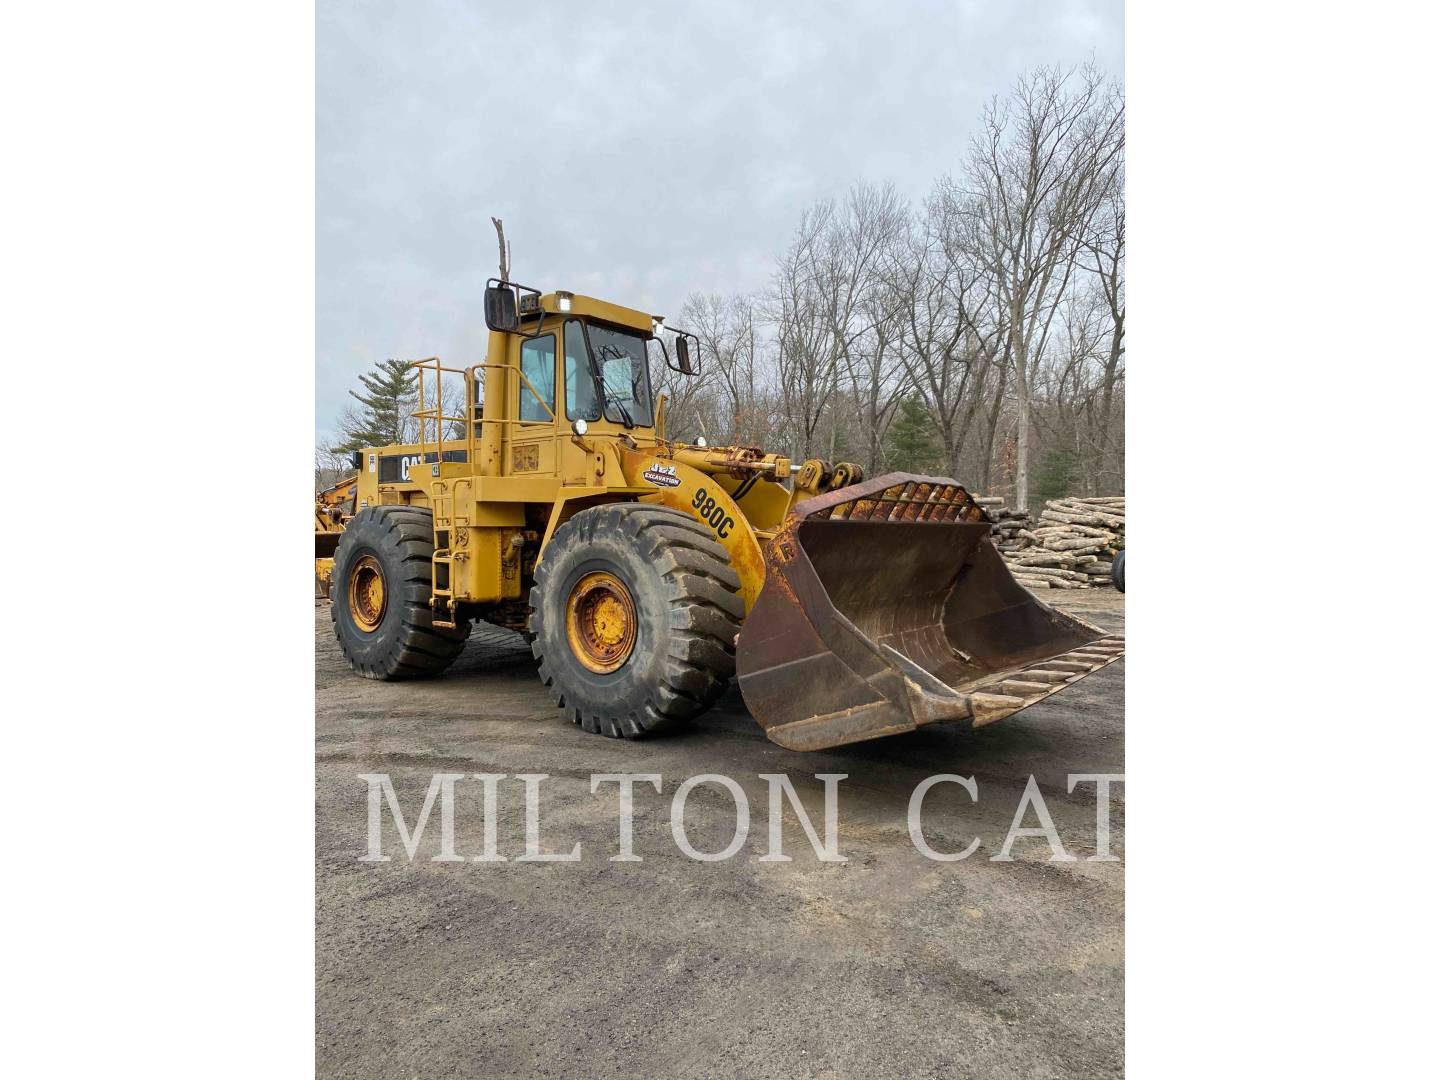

{"left": 483, "top": 280, "right": 700, "bottom": 434}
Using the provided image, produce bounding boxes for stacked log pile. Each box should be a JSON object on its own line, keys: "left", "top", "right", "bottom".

{"left": 979, "top": 496, "right": 1125, "bottom": 590}
{"left": 973, "top": 497, "right": 1032, "bottom": 554}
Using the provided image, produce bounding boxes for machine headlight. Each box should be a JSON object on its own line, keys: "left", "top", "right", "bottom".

{"left": 573, "top": 418, "right": 588, "bottom": 436}
{"left": 557, "top": 290, "right": 573, "bottom": 313}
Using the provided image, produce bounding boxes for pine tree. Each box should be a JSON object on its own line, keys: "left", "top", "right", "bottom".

{"left": 886, "top": 394, "right": 941, "bottom": 474}
{"left": 332, "top": 359, "right": 417, "bottom": 452}
{"left": 1032, "top": 446, "right": 1077, "bottom": 504}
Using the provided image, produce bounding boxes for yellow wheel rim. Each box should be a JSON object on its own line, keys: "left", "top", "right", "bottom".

{"left": 348, "top": 554, "right": 387, "bottom": 633}
{"left": 565, "top": 570, "right": 637, "bottom": 674}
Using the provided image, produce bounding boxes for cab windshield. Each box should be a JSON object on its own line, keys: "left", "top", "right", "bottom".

{"left": 564, "top": 320, "right": 655, "bottom": 428}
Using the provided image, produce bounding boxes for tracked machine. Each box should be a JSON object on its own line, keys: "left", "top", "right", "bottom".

{"left": 320, "top": 281, "right": 1123, "bottom": 751}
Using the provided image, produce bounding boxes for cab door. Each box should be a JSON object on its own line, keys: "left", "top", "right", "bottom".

{"left": 508, "top": 332, "right": 558, "bottom": 478}
{"left": 559, "top": 319, "right": 601, "bottom": 484}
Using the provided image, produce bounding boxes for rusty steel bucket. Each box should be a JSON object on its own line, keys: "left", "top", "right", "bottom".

{"left": 735, "top": 474, "right": 1125, "bottom": 751}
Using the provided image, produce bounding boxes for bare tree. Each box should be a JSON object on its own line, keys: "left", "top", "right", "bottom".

{"left": 1081, "top": 165, "right": 1125, "bottom": 493}
{"left": 824, "top": 183, "right": 909, "bottom": 471}
{"left": 846, "top": 277, "right": 908, "bottom": 473}
{"left": 769, "top": 201, "right": 838, "bottom": 459}
{"left": 770, "top": 183, "right": 909, "bottom": 464}
{"left": 682, "top": 293, "right": 770, "bottom": 445}
{"left": 957, "top": 63, "right": 1124, "bottom": 508}
{"left": 885, "top": 194, "right": 1006, "bottom": 481}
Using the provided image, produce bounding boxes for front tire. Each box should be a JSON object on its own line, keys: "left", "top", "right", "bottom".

{"left": 332, "top": 505, "right": 470, "bottom": 679}
{"left": 530, "top": 504, "right": 743, "bottom": 738}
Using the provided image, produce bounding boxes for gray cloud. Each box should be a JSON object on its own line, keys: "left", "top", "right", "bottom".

{"left": 317, "top": 0, "right": 1122, "bottom": 441}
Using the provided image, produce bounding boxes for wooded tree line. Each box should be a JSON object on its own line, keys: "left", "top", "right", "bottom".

{"left": 320, "top": 64, "right": 1123, "bottom": 512}
{"left": 655, "top": 63, "right": 1124, "bottom": 510}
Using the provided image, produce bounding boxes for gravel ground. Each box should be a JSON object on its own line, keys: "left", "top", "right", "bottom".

{"left": 316, "top": 590, "right": 1125, "bottom": 1078}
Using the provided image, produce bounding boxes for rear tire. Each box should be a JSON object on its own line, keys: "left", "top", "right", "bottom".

{"left": 530, "top": 504, "right": 743, "bottom": 738}
{"left": 332, "top": 505, "right": 470, "bottom": 679}
{"left": 1111, "top": 549, "right": 1126, "bottom": 593}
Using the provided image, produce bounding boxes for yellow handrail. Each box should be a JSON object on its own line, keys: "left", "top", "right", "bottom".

{"left": 410, "top": 356, "right": 474, "bottom": 468}
{"left": 410, "top": 354, "right": 559, "bottom": 477}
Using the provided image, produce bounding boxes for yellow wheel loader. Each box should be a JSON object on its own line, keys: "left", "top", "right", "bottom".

{"left": 319, "top": 281, "right": 1123, "bottom": 751}
{"left": 314, "top": 472, "right": 357, "bottom": 598}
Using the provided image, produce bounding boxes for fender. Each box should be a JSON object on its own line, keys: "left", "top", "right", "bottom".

{"left": 614, "top": 444, "right": 766, "bottom": 612}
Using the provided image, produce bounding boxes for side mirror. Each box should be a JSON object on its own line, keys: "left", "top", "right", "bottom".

{"left": 672, "top": 332, "right": 701, "bottom": 376}
{"left": 484, "top": 284, "right": 519, "bottom": 333}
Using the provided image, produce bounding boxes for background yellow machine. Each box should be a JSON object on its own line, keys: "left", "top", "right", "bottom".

{"left": 314, "top": 472, "right": 356, "bottom": 597}
{"left": 319, "top": 280, "right": 1123, "bottom": 751}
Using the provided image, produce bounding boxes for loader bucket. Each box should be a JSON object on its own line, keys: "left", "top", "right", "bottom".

{"left": 736, "top": 474, "right": 1125, "bottom": 752}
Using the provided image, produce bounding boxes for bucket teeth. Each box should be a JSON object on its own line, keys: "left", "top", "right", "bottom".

{"left": 1002, "top": 679, "right": 1058, "bottom": 696}
{"left": 969, "top": 692, "right": 1030, "bottom": 725}
{"left": 1022, "top": 669, "right": 1075, "bottom": 683}
{"left": 970, "top": 635, "right": 1125, "bottom": 727}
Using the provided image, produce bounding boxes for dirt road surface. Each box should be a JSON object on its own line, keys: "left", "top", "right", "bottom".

{"left": 317, "top": 591, "right": 1124, "bottom": 1078}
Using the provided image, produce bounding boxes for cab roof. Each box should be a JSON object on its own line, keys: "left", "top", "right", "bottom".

{"left": 526, "top": 292, "right": 658, "bottom": 335}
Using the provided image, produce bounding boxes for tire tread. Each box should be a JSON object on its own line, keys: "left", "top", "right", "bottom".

{"left": 331, "top": 505, "right": 469, "bottom": 680}
{"left": 529, "top": 503, "right": 742, "bottom": 739}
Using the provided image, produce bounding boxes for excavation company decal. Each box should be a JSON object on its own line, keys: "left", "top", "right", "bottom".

{"left": 642, "top": 462, "right": 681, "bottom": 488}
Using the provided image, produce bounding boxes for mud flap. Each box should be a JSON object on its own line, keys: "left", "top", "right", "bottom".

{"left": 735, "top": 474, "right": 1124, "bottom": 752}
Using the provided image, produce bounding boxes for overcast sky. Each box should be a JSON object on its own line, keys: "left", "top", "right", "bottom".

{"left": 316, "top": 0, "right": 1122, "bottom": 442}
